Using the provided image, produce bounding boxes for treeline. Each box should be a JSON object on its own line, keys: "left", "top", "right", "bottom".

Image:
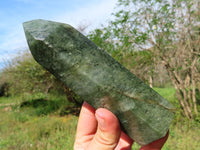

{"left": 0, "top": 0, "right": 200, "bottom": 120}
{"left": 0, "top": 51, "right": 83, "bottom": 106}
{"left": 0, "top": 52, "right": 58, "bottom": 96}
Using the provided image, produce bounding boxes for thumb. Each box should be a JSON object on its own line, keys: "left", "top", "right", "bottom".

{"left": 87, "top": 108, "right": 121, "bottom": 150}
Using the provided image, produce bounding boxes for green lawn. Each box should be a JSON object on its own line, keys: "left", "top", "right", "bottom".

{"left": 0, "top": 88, "right": 199, "bottom": 150}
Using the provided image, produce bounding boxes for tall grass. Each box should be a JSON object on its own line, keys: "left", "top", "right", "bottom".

{"left": 0, "top": 88, "right": 200, "bottom": 150}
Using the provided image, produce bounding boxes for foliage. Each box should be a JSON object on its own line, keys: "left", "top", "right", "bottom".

{"left": 1, "top": 51, "right": 58, "bottom": 96}
{"left": 0, "top": 51, "right": 83, "bottom": 108}
{"left": 89, "top": 0, "right": 200, "bottom": 119}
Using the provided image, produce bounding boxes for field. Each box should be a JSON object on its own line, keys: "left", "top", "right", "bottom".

{"left": 0, "top": 88, "right": 200, "bottom": 150}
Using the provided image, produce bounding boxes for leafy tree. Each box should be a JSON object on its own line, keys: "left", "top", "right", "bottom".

{"left": 88, "top": 24, "right": 156, "bottom": 87}
{"left": 89, "top": 0, "right": 200, "bottom": 119}
{"left": 0, "top": 51, "right": 83, "bottom": 107}
{"left": 1, "top": 51, "right": 58, "bottom": 95}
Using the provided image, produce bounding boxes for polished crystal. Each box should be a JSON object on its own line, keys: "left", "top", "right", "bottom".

{"left": 23, "top": 19, "right": 175, "bottom": 145}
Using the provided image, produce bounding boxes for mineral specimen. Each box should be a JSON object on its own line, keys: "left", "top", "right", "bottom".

{"left": 23, "top": 19, "right": 175, "bottom": 145}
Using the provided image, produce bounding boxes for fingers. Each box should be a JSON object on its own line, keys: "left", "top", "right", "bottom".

{"left": 140, "top": 130, "right": 169, "bottom": 150}
{"left": 87, "top": 108, "right": 121, "bottom": 150}
{"left": 74, "top": 101, "right": 97, "bottom": 149}
{"left": 115, "top": 131, "right": 134, "bottom": 150}
{"left": 74, "top": 102, "right": 134, "bottom": 150}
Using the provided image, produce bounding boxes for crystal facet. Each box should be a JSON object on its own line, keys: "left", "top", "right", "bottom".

{"left": 23, "top": 19, "right": 175, "bottom": 145}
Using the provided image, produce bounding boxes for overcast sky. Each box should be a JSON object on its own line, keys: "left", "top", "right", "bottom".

{"left": 0, "top": 0, "right": 118, "bottom": 69}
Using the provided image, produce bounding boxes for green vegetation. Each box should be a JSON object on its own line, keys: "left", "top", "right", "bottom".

{"left": 0, "top": 88, "right": 199, "bottom": 150}
{"left": 1, "top": 52, "right": 60, "bottom": 96}
{"left": 0, "top": 93, "right": 78, "bottom": 150}
{"left": 88, "top": 0, "right": 200, "bottom": 119}
{"left": 0, "top": 0, "right": 199, "bottom": 149}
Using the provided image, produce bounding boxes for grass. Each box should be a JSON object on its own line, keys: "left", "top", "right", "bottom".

{"left": 163, "top": 122, "right": 200, "bottom": 150}
{"left": 154, "top": 87, "right": 200, "bottom": 150}
{"left": 0, "top": 111, "right": 77, "bottom": 149}
{"left": 0, "top": 88, "right": 200, "bottom": 150}
{"left": 154, "top": 87, "right": 178, "bottom": 105}
{"left": 0, "top": 93, "right": 78, "bottom": 150}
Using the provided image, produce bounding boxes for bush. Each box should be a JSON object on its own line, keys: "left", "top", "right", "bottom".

{"left": 0, "top": 51, "right": 61, "bottom": 96}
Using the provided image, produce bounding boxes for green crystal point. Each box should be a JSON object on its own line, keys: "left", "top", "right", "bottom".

{"left": 23, "top": 19, "right": 175, "bottom": 145}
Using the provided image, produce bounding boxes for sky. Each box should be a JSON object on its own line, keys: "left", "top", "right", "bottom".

{"left": 0, "top": 0, "right": 118, "bottom": 69}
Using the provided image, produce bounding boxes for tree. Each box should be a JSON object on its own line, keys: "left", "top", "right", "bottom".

{"left": 88, "top": 25, "right": 156, "bottom": 87}
{"left": 1, "top": 51, "right": 58, "bottom": 95}
{"left": 89, "top": 0, "right": 200, "bottom": 119}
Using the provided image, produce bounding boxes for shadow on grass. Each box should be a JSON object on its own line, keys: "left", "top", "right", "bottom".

{"left": 60, "top": 106, "right": 80, "bottom": 116}
{"left": 20, "top": 98, "right": 81, "bottom": 116}
{"left": 20, "top": 98, "right": 56, "bottom": 108}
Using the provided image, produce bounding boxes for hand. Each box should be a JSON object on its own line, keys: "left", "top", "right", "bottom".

{"left": 74, "top": 101, "right": 169, "bottom": 150}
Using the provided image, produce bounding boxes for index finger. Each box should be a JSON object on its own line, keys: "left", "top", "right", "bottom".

{"left": 75, "top": 101, "right": 97, "bottom": 141}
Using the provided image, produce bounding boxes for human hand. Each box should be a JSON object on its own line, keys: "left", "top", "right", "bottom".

{"left": 74, "top": 101, "right": 169, "bottom": 150}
